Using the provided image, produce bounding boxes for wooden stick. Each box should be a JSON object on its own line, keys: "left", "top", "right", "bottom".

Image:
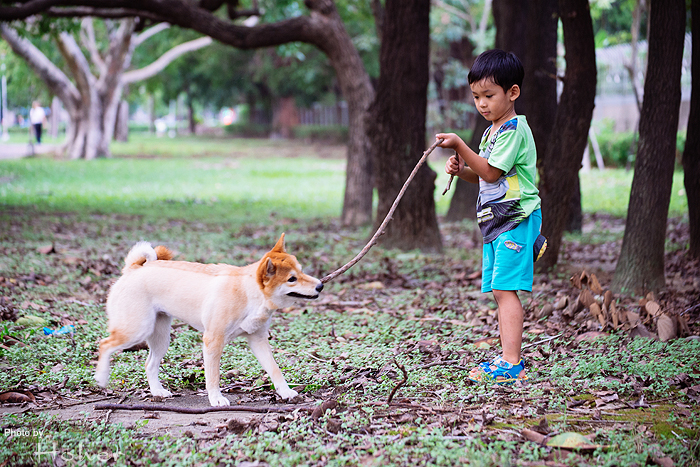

{"left": 321, "top": 138, "right": 444, "bottom": 283}
{"left": 442, "top": 175, "right": 454, "bottom": 195}
{"left": 386, "top": 360, "right": 408, "bottom": 405}
{"left": 93, "top": 402, "right": 314, "bottom": 414}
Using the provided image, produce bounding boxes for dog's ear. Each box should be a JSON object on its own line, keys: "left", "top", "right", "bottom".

{"left": 265, "top": 258, "right": 276, "bottom": 278}
{"left": 272, "top": 233, "right": 286, "bottom": 253}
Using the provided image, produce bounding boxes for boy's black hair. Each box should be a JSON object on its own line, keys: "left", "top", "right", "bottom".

{"left": 468, "top": 49, "right": 524, "bottom": 92}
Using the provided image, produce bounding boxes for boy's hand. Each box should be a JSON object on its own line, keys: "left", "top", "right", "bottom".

{"left": 435, "top": 133, "right": 462, "bottom": 150}
{"left": 445, "top": 154, "right": 464, "bottom": 175}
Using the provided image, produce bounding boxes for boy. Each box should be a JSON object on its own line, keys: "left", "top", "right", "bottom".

{"left": 436, "top": 49, "right": 546, "bottom": 384}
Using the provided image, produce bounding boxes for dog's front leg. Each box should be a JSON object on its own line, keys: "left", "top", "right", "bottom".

{"left": 247, "top": 332, "right": 298, "bottom": 400}
{"left": 202, "top": 331, "right": 229, "bottom": 407}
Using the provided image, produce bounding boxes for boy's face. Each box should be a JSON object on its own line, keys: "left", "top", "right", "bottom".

{"left": 470, "top": 78, "right": 519, "bottom": 127}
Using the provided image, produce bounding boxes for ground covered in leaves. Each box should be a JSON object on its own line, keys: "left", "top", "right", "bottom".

{"left": 1, "top": 209, "right": 699, "bottom": 466}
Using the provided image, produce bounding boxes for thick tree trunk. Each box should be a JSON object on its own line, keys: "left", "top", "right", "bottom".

{"left": 367, "top": 0, "right": 442, "bottom": 252}
{"left": 302, "top": 1, "right": 375, "bottom": 227}
{"left": 536, "top": 0, "right": 596, "bottom": 270}
{"left": 683, "top": 0, "right": 700, "bottom": 258}
{"left": 612, "top": 0, "right": 685, "bottom": 293}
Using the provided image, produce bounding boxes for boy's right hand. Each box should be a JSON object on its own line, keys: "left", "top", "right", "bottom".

{"left": 435, "top": 132, "right": 462, "bottom": 150}
{"left": 445, "top": 154, "right": 464, "bottom": 175}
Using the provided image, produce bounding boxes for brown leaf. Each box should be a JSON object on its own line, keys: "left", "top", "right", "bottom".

{"left": 629, "top": 322, "right": 656, "bottom": 339}
{"left": 645, "top": 301, "right": 662, "bottom": 318}
{"left": 603, "top": 290, "right": 613, "bottom": 310}
{"left": 626, "top": 311, "right": 640, "bottom": 327}
{"left": 578, "top": 289, "right": 596, "bottom": 308}
{"left": 590, "top": 303, "right": 606, "bottom": 327}
{"left": 610, "top": 302, "right": 620, "bottom": 329}
{"left": 553, "top": 296, "right": 569, "bottom": 310}
{"left": 675, "top": 314, "right": 691, "bottom": 337}
{"left": 536, "top": 304, "right": 554, "bottom": 319}
{"left": 657, "top": 314, "right": 677, "bottom": 342}
{"left": 570, "top": 271, "right": 589, "bottom": 290}
{"left": 589, "top": 274, "right": 603, "bottom": 295}
{"left": 522, "top": 428, "right": 547, "bottom": 444}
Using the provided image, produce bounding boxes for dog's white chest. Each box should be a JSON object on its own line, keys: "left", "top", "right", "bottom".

{"left": 238, "top": 306, "right": 274, "bottom": 334}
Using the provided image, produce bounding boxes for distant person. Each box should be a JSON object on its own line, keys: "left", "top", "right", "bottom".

{"left": 29, "top": 101, "right": 47, "bottom": 144}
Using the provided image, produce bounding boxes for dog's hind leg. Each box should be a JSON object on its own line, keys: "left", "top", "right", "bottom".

{"left": 247, "top": 332, "right": 298, "bottom": 400}
{"left": 202, "top": 330, "right": 229, "bottom": 407}
{"left": 95, "top": 328, "right": 142, "bottom": 388}
{"left": 145, "top": 312, "right": 173, "bottom": 398}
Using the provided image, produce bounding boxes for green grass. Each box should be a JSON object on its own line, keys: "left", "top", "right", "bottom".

{"left": 0, "top": 135, "right": 697, "bottom": 466}
{"left": 0, "top": 135, "right": 689, "bottom": 228}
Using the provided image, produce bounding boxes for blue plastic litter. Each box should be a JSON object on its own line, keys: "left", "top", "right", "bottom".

{"left": 43, "top": 325, "right": 75, "bottom": 336}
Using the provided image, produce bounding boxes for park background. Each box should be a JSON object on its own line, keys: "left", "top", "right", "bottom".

{"left": 0, "top": 1, "right": 699, "bottom": 466}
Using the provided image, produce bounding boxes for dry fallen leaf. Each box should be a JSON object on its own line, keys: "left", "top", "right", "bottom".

{"left": 645, "top": 300, "right": 662, "bottom": 318}
{"left": 579, "top": 289, "right": 596, "bottom": 308}
{"left": 589, "top": 274, "right": 603, "bottom": 295}
{"left": 554, "top": 296, "right": 569, "bottom": 310}
{"left": 522, "top": 428, "right": 547, "bottom": 444}
{"left": 657, "top": 313, "right": 677, "bottom": 342}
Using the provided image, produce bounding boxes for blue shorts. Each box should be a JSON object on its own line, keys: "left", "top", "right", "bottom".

{"left": 481, "top": 209, "right": 542, "bottom": 293}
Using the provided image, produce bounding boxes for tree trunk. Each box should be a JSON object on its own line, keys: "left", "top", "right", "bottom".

{"left": 536, "top": 0, "right": 596, "bottom": 270}
{"left": 612, "top": 0, "right": 685, "bottom": 293}
{"left": 115, "top": 100, "right": 129, "bottom": 142}
{"left": 520, "top": 0, "right": 558, "bottom": 162}
{"left": 367, "top": 0, "right": 442, "bottom": 252}
{"left": 683, "top": 0, "right": 700, "bottom": 258}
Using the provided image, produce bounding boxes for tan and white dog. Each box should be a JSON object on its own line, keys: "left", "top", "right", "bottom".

{"left": 95, "top": 234, "right": 323, "bottom": 406}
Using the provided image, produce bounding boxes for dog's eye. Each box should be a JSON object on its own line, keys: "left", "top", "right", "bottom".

{"left": 288, "top": 276, "right": 297, "bottom": 283}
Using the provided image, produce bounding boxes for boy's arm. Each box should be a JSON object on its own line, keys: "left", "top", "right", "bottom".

{"left": 437, "top": 133, "right": 503, "bottom": 183}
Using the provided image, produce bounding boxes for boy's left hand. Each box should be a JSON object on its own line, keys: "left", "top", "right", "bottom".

{"left": 445, "top": 154, "right": 464, "bottom": 175}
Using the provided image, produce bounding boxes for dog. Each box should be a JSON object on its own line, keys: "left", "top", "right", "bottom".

{"left": 95, "top": 234, "right": 323, "bottom": 406}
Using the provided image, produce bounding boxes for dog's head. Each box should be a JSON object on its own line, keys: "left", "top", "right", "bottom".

{"left": 257, "top": 233, "right": 323, "bottom": 307}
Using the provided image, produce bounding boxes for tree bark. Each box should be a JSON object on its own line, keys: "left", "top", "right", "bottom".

{"left": 612, "top": 0, "right": 685, "bottom": 293}
{"left": 537, "top": 0, "right": 596, "bottom": 270}
{"left": 367, "top": 0, "right": 442, "bottom": 252}
{"left": 683, "top": 0, "right": 700, "bottom": 258}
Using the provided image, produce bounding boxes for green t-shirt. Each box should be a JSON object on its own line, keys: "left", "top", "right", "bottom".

{"left": 476, "top": 115, "right": 541, "bottom": 243}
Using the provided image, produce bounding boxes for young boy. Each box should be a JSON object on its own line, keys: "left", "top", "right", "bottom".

{"left": 436, "top": 49, "right": 546, "bottom": 384}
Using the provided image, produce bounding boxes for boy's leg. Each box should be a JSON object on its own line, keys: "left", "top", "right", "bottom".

{"left": 492, "top": 289, "right": 525, "bottom": 368}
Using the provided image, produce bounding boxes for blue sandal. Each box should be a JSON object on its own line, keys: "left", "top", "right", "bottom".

{"left": 468, "top": 356, "right": 528, "bottom": 385}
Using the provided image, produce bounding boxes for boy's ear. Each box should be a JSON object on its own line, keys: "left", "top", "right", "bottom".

{"left": 509, "top": 85, "right": 521, "bottom": 102}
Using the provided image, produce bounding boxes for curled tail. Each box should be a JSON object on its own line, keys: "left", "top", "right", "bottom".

{"left": 122, "top": 242, "right": 173, "bottom": 273}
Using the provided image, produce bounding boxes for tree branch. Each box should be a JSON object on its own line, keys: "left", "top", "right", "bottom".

{"left": 94, "top": 402, "right": 315, "bottom": 414}
{"left": 122, "top": 35, "right": 212, "bottom": 83}
{"left": 133, "top": 21, "right": 170, "bottom": 47}
{"left": 0, "top": 23, "right": 80, "bottom": 110}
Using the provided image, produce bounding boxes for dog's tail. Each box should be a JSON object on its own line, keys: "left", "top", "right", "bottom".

{"left": 122, "top": 242, "right": 173, "bottom": 273}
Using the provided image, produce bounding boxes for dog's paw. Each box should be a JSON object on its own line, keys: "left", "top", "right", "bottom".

{"left": 277, "top": 387, "right": 299, "bottom": 401}
{"left": 208, "top": 393, "right": 231, "bottom": 407}
{"left": 151, "top": 388, "right": 173, "bottom": 398}
{"left": 95, "top": 373, "right": 108, "bottom": 388}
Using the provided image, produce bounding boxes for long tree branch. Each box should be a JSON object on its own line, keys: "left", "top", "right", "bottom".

{"left": 133, "top": 21, "right": 169, "bottom": 47}
{"left": 122, "top": 35, "right": 212, "bottom": 83}
{"left": 81, "top": 17, "right": 107, "bottom": 76}
{"left": 1, "top": 0, "right": 327, "bottom": 51}
{"left": 0, "top": 23, "right": 80, "bottom": 110}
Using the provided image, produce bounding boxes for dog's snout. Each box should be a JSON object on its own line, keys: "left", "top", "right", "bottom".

{"left": 316, "top": 282, "right": 324, "bottom": 293}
